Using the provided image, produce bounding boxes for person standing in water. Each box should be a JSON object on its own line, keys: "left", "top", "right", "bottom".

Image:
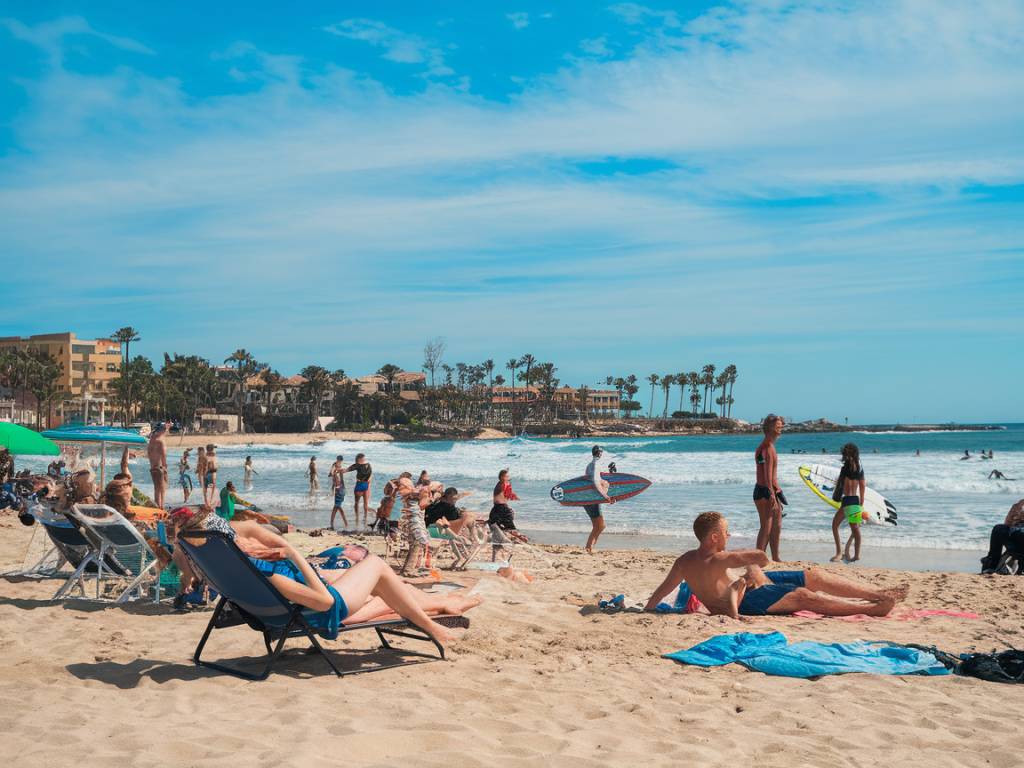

{"left": 243, "top": 456, "right": 257, "bottom": 489}
{"left": 203, "top": 444, "right": 218, "bottom": 506}
{"left": 831, "top": 443, "right": 867, "bottom": 563}
{"left": 329, "top": 455, "right": 348, "bottom": 530}
{"left": 344, "top": 453, "right": 373, "bottom": 529}
{"left": 584, "top": 445, "right": 614, "bottom": 554}
{"left": 753, "top": 414, "right": 785, "bottom": 562}
{"left": 147, "top": 422, "right": 169, "bottom": 509}
{"left": 307, "top": 456, "right": 319, "bottom": 494}
{"left": 178, "top": 448, "right": 194, "bottom": 504}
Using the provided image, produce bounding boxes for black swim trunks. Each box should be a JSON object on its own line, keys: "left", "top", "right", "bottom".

{"left": 753, "top": 484, "right": 772, "bottom": 501}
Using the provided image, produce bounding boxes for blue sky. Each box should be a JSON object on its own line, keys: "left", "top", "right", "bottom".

{"left": 1, "top": 1, "right": 1022, "bottom": 423}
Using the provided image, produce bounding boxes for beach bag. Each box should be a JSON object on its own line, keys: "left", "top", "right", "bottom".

{"left": 958, "top": 650, "right": 1024, "bottom": 684}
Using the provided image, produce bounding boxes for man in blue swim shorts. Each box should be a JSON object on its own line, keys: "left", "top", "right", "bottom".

{"left": 644, "top": 512, "right": 905, "bottom": 618}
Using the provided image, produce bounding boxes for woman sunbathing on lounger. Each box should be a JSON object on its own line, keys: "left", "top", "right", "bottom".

{"left": 173, "top": 506, "right": 479, "bottom": 645}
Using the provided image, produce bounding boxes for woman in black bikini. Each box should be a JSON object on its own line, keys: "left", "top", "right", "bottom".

{"left": 831, "top": 442, "right": 866, "bottom": 562}
{"left": 753, "top": 414, "right": 785, "bottom": 562}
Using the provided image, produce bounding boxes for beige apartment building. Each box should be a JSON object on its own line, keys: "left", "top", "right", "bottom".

{"left": 0, "top": 332, "right": 121, "bottom": 423}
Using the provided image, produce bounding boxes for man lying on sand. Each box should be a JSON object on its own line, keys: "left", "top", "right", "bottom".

{"left": 644, "top": 512, "right": 906, "bottom": 619}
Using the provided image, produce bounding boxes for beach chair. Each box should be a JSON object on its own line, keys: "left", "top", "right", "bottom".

{"left": 427, "top": 525, "right": 482, "bottom": 570}
{"left": 176, "top": 530, "right": 469, "bottom": 680}
{"left": 63, "top": 504, "right": 160, "bottom": 603}
{"left": 483, "top": 524, "right": 553, "bottom": 569}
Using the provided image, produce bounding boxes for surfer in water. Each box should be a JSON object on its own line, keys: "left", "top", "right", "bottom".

{"left": 584, "top": 445, "right": 615, "bottom": 554}
{"left": 753, "top": 414, "right": 785, "bottom": 562}
{"left": 831, "top": 443, "right": 866, "bottom": 562}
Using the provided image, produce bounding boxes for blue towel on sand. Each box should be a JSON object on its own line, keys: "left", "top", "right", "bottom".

{"left": 665, "top": 632, "right": 950, "bottom": 678}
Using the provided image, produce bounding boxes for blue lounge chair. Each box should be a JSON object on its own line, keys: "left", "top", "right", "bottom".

{"left": 177, "top": 530, "right": 469, "bottom": 680}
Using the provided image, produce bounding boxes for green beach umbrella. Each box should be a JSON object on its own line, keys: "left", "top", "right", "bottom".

{"left": 0, "top": 422, "right": 61, "bottom": 456}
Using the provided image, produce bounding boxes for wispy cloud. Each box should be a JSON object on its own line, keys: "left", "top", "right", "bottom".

{"left": 1, "top": 15, "right": 153, "bottom": 64}
{"left": 323, "top": 18, "right": 453, "bottom": 77}
{"left": 0, "top": 3, "right": 1022, "bottom": 419}
{"left": 506, "top": 12, "right": 531, "bottom": 30}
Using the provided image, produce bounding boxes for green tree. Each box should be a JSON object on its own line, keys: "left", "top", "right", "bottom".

{"left": 300, "top": 365, "right": 334, "bottom": 429}
{"left": 661, "top": 373, "right": 675, "bottom": 418}
{"left": 111, "top": 327, "right": 141, "bottom": 425}
{"left": 646, "top": 374, "right": 659, "bottom": 418}
{"left": 225, "top": 349, "right": 259, "bottom": 431}
{"left": 701, "top": 365, "right": 716, "bottom": 416}
{"left": 377, "top": 363, "right": 403, "bottom": 429}
{"left": 723, "top": 364, "right": 738, "bottom": 418}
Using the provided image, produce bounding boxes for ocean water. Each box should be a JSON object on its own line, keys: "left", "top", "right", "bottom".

{"left": 26, "top": 425, "right": 1022, "bottom": 554}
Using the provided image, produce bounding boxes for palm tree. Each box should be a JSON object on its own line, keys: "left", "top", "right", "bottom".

{"left": 377, "top": 363, "right": 402, "bottom": 429}
{"left": 686, "top": 371, "right": 701, "bottom": 414}
{"left": 518, "top": 354, "right": 536, "bottom": 387}
{"left": 111, "top": 327, "right": 141, "bottom": 425}
{"left": 701, "top": 364, "right": 716, "bottom": 416}
{"left": 300, "top": 365, "right": 333, "bottom": 429}
{"left": 225, "top": 349, "right": 258, "bottom": 431}
{"left": 690, "top": 387, "right": 701, "bottom": 414}
{"left": 723, "top": 364, "right": 738, "bottom": 418}
{"left": 505, "top": 358, "right": 519, "bottom": 430}
{"left": 715, "top": 371, "right": 730, "bottom": 417}
{"left": 646, "top": 374, "right": 659, "bottom": 418}
{"left": 661, "top": 373, "right": 674, "bottom": 418}
{"left": 676, "top": 372, "right": 688, "bottom": 414}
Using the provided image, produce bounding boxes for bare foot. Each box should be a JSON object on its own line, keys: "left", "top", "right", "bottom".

{"left": 829, "top": 554, "right": 843, "bottom": 563}
{"left": 882, "top": 584, "right": 909, "bottom": 602}
{"left": 866, "top": 595, "right": 895, "bottom": 616}
{"left": 447, "top": 594, "right": 483, "bottom": 613}
{"left": 845, "top": 556, "right": 859, "bottom": 563}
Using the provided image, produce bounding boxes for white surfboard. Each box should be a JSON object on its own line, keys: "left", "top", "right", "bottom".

{"left": 798, "top": 464, "right": 897, "bottom": 526}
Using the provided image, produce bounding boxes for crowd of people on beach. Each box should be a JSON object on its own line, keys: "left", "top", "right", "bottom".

{"left": 1, "top": 410, "right": 1021, "bottom": 647}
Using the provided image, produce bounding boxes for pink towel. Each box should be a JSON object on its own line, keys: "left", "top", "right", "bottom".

{"left": 791, "top": 608, "right": 979, "bottom": 622}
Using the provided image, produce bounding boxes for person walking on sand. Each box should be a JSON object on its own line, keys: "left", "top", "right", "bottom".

{"left": 329, "top": 455, "right": 348, "bottom": 530}
{"left": 147, "top": 422, "right": 169, "bottom": 509}
{"left": 203, "top": 444, "right": 218, "bottom": 506}
{"left": 831, "top": 443, "right": 866, "bottom": 563}
{"left": 753, "top": 414, "right": 785, "bottom": 562}
{"left": 307, "top": 456, "right": 319, "bottom": 494}
{"left": 343, "top": 453, "right": 373, "bottom": 529}
{"left": 243, "top": 456, "right": 257, "bottom": 489}
{"left": 195, "top": 446, "right": 206, "bottom": 498}
{"left": 584, "top": 445, "right": 614, "bottom": 554}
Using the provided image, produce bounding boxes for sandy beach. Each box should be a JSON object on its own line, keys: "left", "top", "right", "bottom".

{"left": 2, "top": 514, "right": 1021, "bottom": 768}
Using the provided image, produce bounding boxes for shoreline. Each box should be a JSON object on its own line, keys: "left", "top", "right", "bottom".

{"left": 522, "top": 530, "right": 986, "bottom": 574}
{"left": 164, "top": 422, "right": 1008, "bottom": 447}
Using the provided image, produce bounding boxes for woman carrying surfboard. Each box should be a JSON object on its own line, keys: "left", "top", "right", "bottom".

{"left": 831, "top": 443, "right": 866, "bottom": 562}
{"left": 753, "top": 414, "right": 785, "bottom": 562}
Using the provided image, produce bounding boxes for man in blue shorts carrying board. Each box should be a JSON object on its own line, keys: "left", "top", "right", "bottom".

{"left": 584, "top": 445, "right": 615, "bottom": 554}
{"left": 644, "top": 512, "right": 906, "bottom": 618}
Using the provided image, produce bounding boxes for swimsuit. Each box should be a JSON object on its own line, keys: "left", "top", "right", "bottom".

{"left": 355, "top": 481, "right": 369, "bottom": 493}
{"left": 179, "top": 472, "right": 193, "bottom": 491}
{"left": 739, "top": 571, "right": 806, "bottom": 616}
{"left": 204, "top": 470, "right": 215, "bottom": 487}
{"left": 841, "top": 495, "right": 863, "bottom": 524}
{"left": 334, "top": 487, "right": 346, "bottom": 506}
{"left": 583, "top": 504, "right": 602, "bottom": 519}
{"left": 754, "top": 450, "right": 771, "bottom": 501}
{"left": 248, "top": 557, "right": 349, "bottom": 637}
{"left": 353, "top": 463, "right": 371, "bottom": 493}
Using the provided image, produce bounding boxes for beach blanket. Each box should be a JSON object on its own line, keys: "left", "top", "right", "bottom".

{"left": 791, "top": 608, "right": 979, "bottom": 622}
{"left": 664, "top": 631, "right": 950, "bottom": 678}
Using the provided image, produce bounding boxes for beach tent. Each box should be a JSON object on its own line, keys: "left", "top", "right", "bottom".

{"left": 41, "top": 424, "right": 147, "bottom": 486}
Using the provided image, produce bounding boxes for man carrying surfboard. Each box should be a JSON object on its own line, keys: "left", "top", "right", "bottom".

{"left": 584, "top": 445, "right": 615, "bottom": 554}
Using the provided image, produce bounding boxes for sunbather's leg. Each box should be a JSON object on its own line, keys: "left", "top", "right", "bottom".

{"left": 803, "top": 567, "right": 907, "bottom": 602}
{"left": 342, "top": 588, "right": 482, "bottom": 625}
{"left": 767, "top": 587, "right": 894, "bottom": 617}
{"left": 329, "top": 555, "right": 457, "bottom": 646}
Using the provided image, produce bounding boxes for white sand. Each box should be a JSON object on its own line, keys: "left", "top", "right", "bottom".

{"left": 1, "top": 515, "right": 1022, "bottom": 767}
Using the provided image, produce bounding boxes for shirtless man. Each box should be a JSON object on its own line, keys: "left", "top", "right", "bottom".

{"left": 203, "top": 444, "right": 218, "bottom": 506}
{"left": 147, "top": 422, "right": 169, "bottom": 509}
{"left": 307, "top": 456, "right": 319, "bottom": 494}
{"left": 328, "top": 455, "right": 348, "bottom": 530}
{"left": 644, "top": 512, "right": 904, "bottom": 618}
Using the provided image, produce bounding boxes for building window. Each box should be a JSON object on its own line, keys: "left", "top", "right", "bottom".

{"left": 106, "top": 364, "right": 118, "bottom": 372}
{"left": 72, "top": 344, "right": 94, "bottom": 354}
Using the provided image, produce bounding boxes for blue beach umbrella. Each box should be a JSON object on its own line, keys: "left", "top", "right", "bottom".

{"left": 41, "top": 424, "right": 148, "bottom": 485}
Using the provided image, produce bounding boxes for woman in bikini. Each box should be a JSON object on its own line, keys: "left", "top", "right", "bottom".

{"left": 753, "top": 414, "right": 785, "bottom": 562}
{"left": 175, "top": 506, "right": 479, "bottom": 645}
{"left": 831, "top": 442, "right": 867, "bottom": 562}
